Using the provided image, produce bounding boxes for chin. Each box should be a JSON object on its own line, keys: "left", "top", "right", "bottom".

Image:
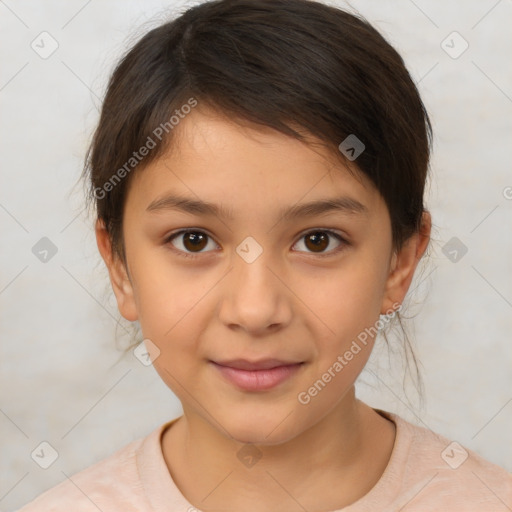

{"left": 231, "top": 427, "right": 293, "bottom": 446}
{"left": 221, "top": 408, "right": 301, "bottom": 446}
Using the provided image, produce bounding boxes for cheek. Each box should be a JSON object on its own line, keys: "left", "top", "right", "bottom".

{"left": 148, "top": 306, "right": 207, "bottom": 400}
{"left": 294, "top": 255, "right": 388, "bottom": 398}
{"left": 129, "top": 267, "right": 210, "bottom": 398}
{"left": 130, "top": 249, "right": 210, "bottom": 339}
{"left": 295, "top": 255, "right": 386, "bottom": 341}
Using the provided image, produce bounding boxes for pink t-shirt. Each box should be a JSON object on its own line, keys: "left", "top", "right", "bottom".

{"left": 17, "top": 408, "right": 512, "bottom": 511}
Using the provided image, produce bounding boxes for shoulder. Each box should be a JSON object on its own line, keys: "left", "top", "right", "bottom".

{"left": 16, "top": 428, "right": 154, "bottom": 511}
{"left": 383, "top": 410, "right": 512, "bottom": 511}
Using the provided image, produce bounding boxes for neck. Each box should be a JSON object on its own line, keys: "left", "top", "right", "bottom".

{"left": 162, "top": 388, "right": 395, "bottom": 511}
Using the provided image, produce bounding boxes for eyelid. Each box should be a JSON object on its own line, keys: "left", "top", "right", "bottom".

{"left": 164, "top": 228, "right": 221, "bottom": 259}
{"left": 164, "top": 227, "right": 350, "bottom": 258}
{"left": 291, "top": 228, "right": 348, "bottom": 256}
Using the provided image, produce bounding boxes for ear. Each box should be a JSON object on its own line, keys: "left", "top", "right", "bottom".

{"left": 95, "top": 219, "right": 138, "bottom": 322}
{"left": 381, "top": 211, "right": 431, "bottom": 315}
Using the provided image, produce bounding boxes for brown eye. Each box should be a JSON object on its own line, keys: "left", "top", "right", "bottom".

{"left": 182, "top": 232, "right": 208, "bottom": 251}
{"left": 166, "top": 230, "right": 218, "bottom": 257}
{"left": 293, "top": 230, "right": 346, "bottom": 255}
{"left": 305, "top": 232, "right": 329, "bottom": 252}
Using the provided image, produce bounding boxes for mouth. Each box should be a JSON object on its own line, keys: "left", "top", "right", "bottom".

{"left": 210, "top": 358, "right": 305, "bottom": 391}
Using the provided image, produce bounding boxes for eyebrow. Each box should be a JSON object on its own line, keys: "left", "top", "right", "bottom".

{"left": 146, "top": 193, "right": 369, "bottom": 220}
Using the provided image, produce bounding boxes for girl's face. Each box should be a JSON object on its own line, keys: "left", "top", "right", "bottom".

{"left": 98, "top": 107, "right": 424, "bottom": 444}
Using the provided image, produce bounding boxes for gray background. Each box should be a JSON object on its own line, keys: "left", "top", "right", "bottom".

{"left": 1, "top": 0, "right": 511, "bottom": 509}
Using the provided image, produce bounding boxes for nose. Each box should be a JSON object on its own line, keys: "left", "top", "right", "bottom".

{"left": 217, "top": 247, "right": 293, "bottom": 336}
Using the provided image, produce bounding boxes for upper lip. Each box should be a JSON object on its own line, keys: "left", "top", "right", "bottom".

{"left": 212, "top": 358, "right": 303, "bottom": 371}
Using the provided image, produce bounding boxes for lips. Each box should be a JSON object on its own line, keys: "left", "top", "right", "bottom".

{"left": 210, "top": 358, "right": 304, "bottom": 391}
{"left": 213, "top": 358, "right": 301, "bottom": 371}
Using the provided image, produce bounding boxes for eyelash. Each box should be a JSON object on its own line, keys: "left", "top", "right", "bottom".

{"left": 163, "top": 229, "right": 350, "bottom": 260}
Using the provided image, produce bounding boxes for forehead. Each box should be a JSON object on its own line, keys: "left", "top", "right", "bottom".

{"left": 125, "top": 107, "right": 380, "bottom": 216}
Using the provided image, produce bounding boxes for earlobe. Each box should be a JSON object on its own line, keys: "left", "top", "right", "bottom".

{"left": 95, "top": 219, "right": 139, "bottom": 322}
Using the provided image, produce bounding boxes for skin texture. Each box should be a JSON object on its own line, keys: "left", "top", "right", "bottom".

{"left": 96, "top": 106, "right": 431, "bottom": 511}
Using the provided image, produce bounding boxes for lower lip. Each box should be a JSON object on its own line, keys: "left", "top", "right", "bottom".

{"left": 211, "top": 362, "right": 303, "bottom": 391}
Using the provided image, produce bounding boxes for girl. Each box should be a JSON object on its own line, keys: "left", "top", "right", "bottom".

{"left": 18, "top": 0, "right": 512, "bottom": 510}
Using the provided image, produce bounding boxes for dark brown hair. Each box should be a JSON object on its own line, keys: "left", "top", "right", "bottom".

{"left": 82, "top": 0, "right": 433, "bottom": 404}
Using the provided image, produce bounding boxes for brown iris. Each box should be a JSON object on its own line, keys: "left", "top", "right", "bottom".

{"left": 177, "top": 230, "right": 332, "bottom": 254}
{"left": 304, "top": 231, "right": 329, "bottom": 252}
{"left": 182, "top": 231, "right": 208, "bottom": 252}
